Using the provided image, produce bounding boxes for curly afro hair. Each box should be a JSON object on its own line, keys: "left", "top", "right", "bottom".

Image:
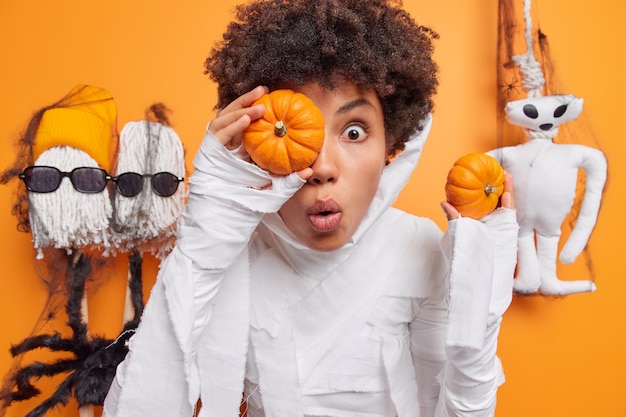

{"left": 204, "top": 0, "right": 439, "bottom": 156}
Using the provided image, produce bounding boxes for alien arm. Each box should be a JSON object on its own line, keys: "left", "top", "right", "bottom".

{"left": 559, "top": 145, "right": 607, "bottom": 264}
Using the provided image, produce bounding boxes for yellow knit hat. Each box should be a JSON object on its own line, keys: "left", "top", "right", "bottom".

{"left": 32, "top": 85, "right": 117, "bottom": 171}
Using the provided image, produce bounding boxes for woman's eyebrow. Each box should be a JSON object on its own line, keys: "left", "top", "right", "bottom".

{"left": 336, "top": 98, "right": 377, "bottom": 116}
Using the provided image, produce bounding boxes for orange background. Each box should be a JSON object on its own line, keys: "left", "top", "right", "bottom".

{"left": 0, "top": 1, "right": 623, "bottom": 416}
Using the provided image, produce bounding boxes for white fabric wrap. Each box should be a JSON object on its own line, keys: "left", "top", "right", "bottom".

{"left": 177, "top": 131, "right": 306, "bottom": 270}
{"left": 441, "top": 208, "right": 517, "bottom": 350}
{"left": 103, "top": 131, "right": 305, "bottom": 417}
{"left": 436, "top": 208, "right": 518, "bottom": 416}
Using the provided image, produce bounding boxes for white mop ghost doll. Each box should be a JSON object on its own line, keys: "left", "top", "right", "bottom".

{"left": 111, "top": 103, "right": 185, "bottom": 323}
{"left": 26, "top": 85, "right": 116, "bottom": 258}
{"left": 1, "top": 84, "right": 119, "bottom": 417}
{"left": 489, "top": 94, "right": 607, "bottom": 295}
{"left": 111, "top": 103, "right": 185, "bottom": 259}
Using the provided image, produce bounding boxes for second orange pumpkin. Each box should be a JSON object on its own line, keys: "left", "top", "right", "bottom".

{"left": 243, "top": 89, "right": 325, "bottom": 175}
{"left": 445, "top": 152, "right": 505, "bottom": 219}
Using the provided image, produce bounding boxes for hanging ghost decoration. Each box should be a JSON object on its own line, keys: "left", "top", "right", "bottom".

{"left": 491, "top": 0, "right": 608, "bottom": 296}
{"left": 489, "top": 94, "right": 607, "bottom": 295}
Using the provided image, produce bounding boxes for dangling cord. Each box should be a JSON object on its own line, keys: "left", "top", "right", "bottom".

{"left": 512, "top": 0, "right": 545, "bottom": 98}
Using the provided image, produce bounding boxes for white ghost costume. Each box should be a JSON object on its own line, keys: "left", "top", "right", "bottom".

{"left": 103, "top": 115, "right": 518, "bottom": 417}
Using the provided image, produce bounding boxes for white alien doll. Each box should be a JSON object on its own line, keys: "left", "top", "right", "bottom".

{"left": 488, "top": 94, "right": 607, "bottom": 296}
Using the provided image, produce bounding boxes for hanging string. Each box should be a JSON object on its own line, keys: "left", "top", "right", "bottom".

{"left": 511, "top": 0, "right": 545, "bottom": 97}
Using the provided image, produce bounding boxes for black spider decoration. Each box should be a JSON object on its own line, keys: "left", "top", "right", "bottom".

{"left": 2, "top": 250, "right": 144, "bottom": 417}
{"left": 500, "top": 76, "right": 520, "bottom": 98}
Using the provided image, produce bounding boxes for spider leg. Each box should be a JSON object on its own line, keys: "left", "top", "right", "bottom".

{"left": 128, "top": 249, "right": 145, "bottom": 322}
{"left": 9, "top": 358, "right": 80, "bottom": 402}
{"left": 10, "top": 333, "right": 75, "bottom": 357}
{"left": 65, "top": 252, "right": 91, "bottom": 346}
{"left": 23, "top": 370, "right": 77, "bottom": 417}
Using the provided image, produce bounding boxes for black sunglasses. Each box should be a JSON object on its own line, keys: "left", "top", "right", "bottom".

{"left": 19, "top": 166, "right": 111, "bottom": 194}
{"left": 113, "top": 172, "right": 184, "bottom": 197}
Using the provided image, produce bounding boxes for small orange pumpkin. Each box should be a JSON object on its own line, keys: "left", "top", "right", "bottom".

{"left": 445, "top": 152, "right": 505, "bottom": 219}
{"left": 242, "top": 89, "right": 325, "bottom": 175}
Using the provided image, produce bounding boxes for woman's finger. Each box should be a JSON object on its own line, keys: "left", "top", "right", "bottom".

{"left": 500, "top": 172, "right": 515, "bottom": 209}
{"left": 295, "top": 167, "right": 313, "bottom": 181}
{"left": 440, "top": 201, "right": 460, "bottom": 221}
{"left": 209, "top": 104, "right": 264, "bottom": 135}
{"left": 222, "top": 85, "right": 269, "bottom": 111}
{"left": 212, "top": 114, "right": 253, "bottom": 148}
{"left": 208, "top": 86, "right": 269, "bottom": 147}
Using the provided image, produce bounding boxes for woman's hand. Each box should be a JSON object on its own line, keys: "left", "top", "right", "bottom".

{"left": 441, "top": 172, "right": 515, "bottom": 221}
{"left": 208, "top": 86, "right": 313, "bottom": 182}
{"left": 209, "top": 86, "right": 269, "bottom": 149}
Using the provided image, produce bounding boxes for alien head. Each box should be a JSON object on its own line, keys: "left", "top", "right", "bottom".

{"left": 505, "top": 94, "right": 583, "bottom": 132}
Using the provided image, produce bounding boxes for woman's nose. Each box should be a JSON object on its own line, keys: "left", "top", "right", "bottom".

{"left": 308, "top": 138, "right": 338, "bottom": 185}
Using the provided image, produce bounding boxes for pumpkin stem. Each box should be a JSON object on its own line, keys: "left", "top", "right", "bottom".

{"left": 274, "top": 121, "right": 287, "bottom": 137}
{"left": 484, "top": 183, "right": 499, "bottom": 196}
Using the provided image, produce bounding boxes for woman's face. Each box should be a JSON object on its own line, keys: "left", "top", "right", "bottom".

{"left": 278, "top": 82, "right": 387, "bottom": 251}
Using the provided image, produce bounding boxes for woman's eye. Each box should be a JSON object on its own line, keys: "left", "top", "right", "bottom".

{"left": 341, "top": 124, "right": 367, "bottom": 141}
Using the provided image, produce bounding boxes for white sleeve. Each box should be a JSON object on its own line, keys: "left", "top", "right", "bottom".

{"left": 103, "top": 131, "right": 306, "bottom": 417}
{"left": 436, "top": 208, "right": 518, "bottom": 417}
{"left": 177, "top": 131, "right": 307, "bottom": 270}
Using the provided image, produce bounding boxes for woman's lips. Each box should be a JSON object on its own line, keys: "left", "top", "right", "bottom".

{"left": 307, "top": 200, "right": 342, "bottom": 232}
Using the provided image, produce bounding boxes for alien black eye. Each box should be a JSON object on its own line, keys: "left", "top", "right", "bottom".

{"left": 523, "top": 104, "right": 539, "bottom": 119}
{"left": 554, "top": 104, "right": 568, "bottom": 118}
